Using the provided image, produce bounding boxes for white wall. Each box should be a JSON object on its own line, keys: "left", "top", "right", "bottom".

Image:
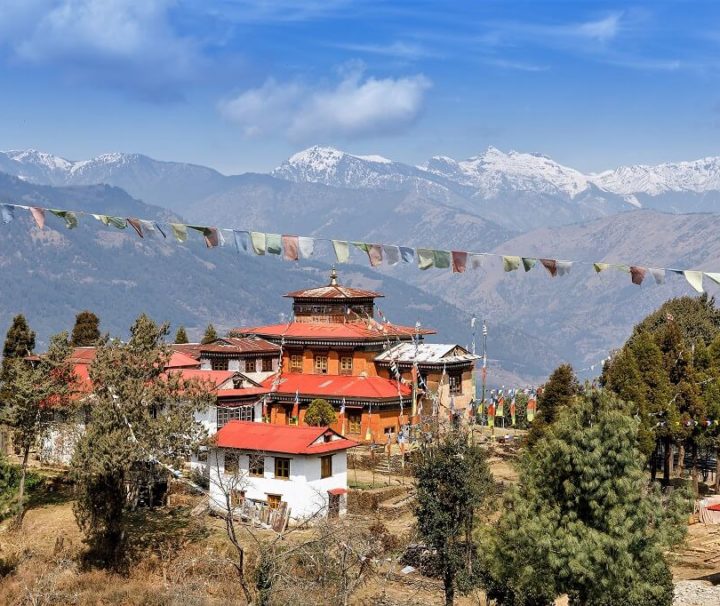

{"left": 208, "top": 447, "right": 348, "bottom": 521}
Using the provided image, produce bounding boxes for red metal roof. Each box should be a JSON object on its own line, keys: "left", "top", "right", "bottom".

{"left": 262, "top": 373, "right": 411, "bottom": 399}
{"left": 233, "top": 321, "right": 434, "bottom": 341}
{"left": 200, "top": 337, "right": 280, "bottom": 354}
{"left": 172, "top": 369, "right": 236, "bottom": 388}
{"left": 216, "top": 420, "right": 358, "bottom": 454}
{"left": 285, "top": 284, "right": 383, "bottom": 299}
{"left": 166, "top": 351, "right": 202, "bottom": 369}
{"left": 328, "top": 488, "right": 348, "bottom": 495}
{"left": 170, "top": 343, "right": 202, "bottom": 360}
{"left": 68, "top": 347, "right": 200, "bottom": 370}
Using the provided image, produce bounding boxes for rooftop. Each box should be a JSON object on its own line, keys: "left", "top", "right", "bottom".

{"left": 284, "top": 267, "right": 383, "bottom": 300}
{"left": 233, "top": 321, "right": 434, "bottom": 342}
{"left": 375, "top": 343, "right": 480, "bottom": 365}
{"left": 199, "top": 336, "right": 280, "bottom": 355}
{"left": 262, "top": 373, "right": 411, "bottom": 400}
{"left": 215, "top": 420, "right": 358, "bottom": 455}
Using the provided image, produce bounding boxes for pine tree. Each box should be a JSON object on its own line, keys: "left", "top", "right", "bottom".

{"left": 526, "top": 364, "right": 579, "bottom": 446}
{"left": 1, "top": 314, "right": 36, "bottom": 382}
{"left": 415, "top": 429, "right": 494, "bottom": 606}
{"left": 70, "top": 310, "right": 101, "bottom": 347}
{"left": 2, "top": 332, "right": 75, "bottom": 526}
{"left": 484, "top": 390, "right": 691, "bottom": 606}
{"left": 174, "top": 326, "right": 189, "bottom": 344}
{"left": 304, "top": 398, "right": 336, "bottom": 426}
{"left": 71, "top": 314, "right": 214, "bottom": 567}
{"left": 201, "top": 323, "right": 218, "bottom": 345}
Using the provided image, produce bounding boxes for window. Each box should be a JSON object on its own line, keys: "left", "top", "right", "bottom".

{"left": 230, "top": 490, "right": 245, "bottom": 507}
{"left": 244, "top": 358, "right": 257, "bottom": 373}
{"left": 290, "top": 354, "right": 303, "bottom": 373}
{"left": 249, "top": 454, "right": 264, "bottom": 477}
{"left": 320, "top": 455, "right": 333, "bottom": 479}
{"left": 267, "top": 494, "right": 282, "bottom": 509}
{"left": 262, "top": 357, "right": 273, "bottom": 372}
{"left": 217, "top": 405, "right": 254, "bottom": 428}
{"left": 449, "top": 373, "right": 462, "bottom": 395}
{"left": 211, "top": 357, "right": 229, "bottom": 371}
{"left": 347, "top": 412, "right": 361, "bottom": 434}
{"left": 274, "top": 457, "right": 290, "bottom": 479}
{"left": 314, "top": 355, "right": 328, "bottom": 374}
{"left": 340, "top": 356, "right": 353, "bottom": 374}
{"left": 224, "top": 453, "right": 239, "bottom": 474}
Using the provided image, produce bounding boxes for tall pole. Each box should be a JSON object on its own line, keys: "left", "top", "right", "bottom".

{"left": 481, "top": 320, "right": 488, "bottom": 406}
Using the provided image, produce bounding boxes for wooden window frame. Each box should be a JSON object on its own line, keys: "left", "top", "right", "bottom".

{"left": 262, "top": 357, "right": 273, "bottom": 372}
{"left": 249, "top": 454, "right": 264, "bottom": 477}
{"left": 274, "top": 457, "right": 291, "bottom": 480}
{"left": 449, "top": 372, "right": 462, "bottom": 395}
{"left": 320, "top": 455, "right": 333, "bottom": 479}
{"left": 245, "top": 358, "right": 257, "bottom": 373}
{"left": 211, "top": 357, "right": 229, "bottom": 371}
{"left": 289, "top": 354, "right": 303, "bottom": 373}
{"left": 339, "top": 356, "right": 353, "bottom": 375}
{"left": 347, "top": 412, "right": 361, "bottom": 434}
{"left": 224, "top": 452, "right": 239, "bottom": 475}
{"left": 314, "top": 354, "right": 328, "bottom": 375}
{"left": 266, "top": 494, "right": 282, "bottom": 509}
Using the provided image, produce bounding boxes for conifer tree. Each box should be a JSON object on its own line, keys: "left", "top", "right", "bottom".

{"left": 174, "top": 326, "right": 189, "bottom": 344}
{"left": 201, "top": 323, "right": 218, "bottom": 344}
{"left": 2, "top": 332, "right": 75, "bottom": 526}
{"left": 304, "top": 398, "right": 336, "bottom": 426}
{"left": 483, "top": 390, "right": 691, "bottom": 606}
{"left": 526, "top": 363, "right": 579, "bottom": 446}
{"left": 70, "top": 310, "right": 101, "bottom": 347}
{"left": 71, "top": 314, "right": 214, "bottom": 567}
{"left": 1, "top": 314, "right": 36, "bottom": 383}
{"left": 415, "top": 429, "right": 494, "bottom": 606}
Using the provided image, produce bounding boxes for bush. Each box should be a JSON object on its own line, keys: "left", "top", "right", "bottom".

{"left": 304, "top": 398, "right": 336, "bottom": 426}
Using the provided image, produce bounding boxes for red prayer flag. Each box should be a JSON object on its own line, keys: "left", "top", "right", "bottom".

{"left": 451, "top": 251, "right": 468, "bottom": 273}
{"left": 282, "top": 235, "right": 299, "bottom": 261}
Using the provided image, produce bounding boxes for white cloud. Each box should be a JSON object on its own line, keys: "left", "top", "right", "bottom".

{"left": 220, "top": 67, "right": 431, "bottom": 141}
{"left": 0, "top": 0, "right": 200, "bottom": 99}
{"left": 331, "top": 41, "right": 440, "bottom": 60}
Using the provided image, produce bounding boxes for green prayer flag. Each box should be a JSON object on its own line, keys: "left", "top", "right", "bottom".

{"left": 522, "top": 257, "right": 537, "bottom": 272}
{"left": 93, "top": 214, "right": 126, "bottom": 229}
{"left": 432, "top": 250, "right": 451, "bottom": 269}
{"left": 266, "top": 233, "right": 282, "bottom": 255}
{"left": 417, "top": 248, "right": 434, "bottom": 270}
{"left": 250, "top": 231, "right": 266, "bottom": 255}
{"left": 593, "top": 262, "right": 610, "bottom": 273}
{"left": 332, "top": 240, "right": 350, "bottom": 263}
{"left": 352, "top": 241, "right": 370, "bottom": 254}
{"left": 170, "top": 223, "right": 188, "bottom": 242}
{"left": 502, "top": 255, "right": 521, "bottom": 272}
{"left": 49, "top": 209, "right": 78, "bottom": 229}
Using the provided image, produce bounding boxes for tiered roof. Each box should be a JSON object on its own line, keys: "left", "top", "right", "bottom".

{"left": 262, "top": 373, "right": 411, "bottom": 400}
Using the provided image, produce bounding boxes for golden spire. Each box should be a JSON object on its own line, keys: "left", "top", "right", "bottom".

{"left": 329, "top": 265, "right": 338, "bottom": 286}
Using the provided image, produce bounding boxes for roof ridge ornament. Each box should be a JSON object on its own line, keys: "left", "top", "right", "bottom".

{"left": 329, "top": 265, "right": 338, "bottom": 286}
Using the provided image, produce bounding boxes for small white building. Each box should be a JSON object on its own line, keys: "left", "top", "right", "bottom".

{"left": 208, "top": 421, "right": 357, "bottom": 523}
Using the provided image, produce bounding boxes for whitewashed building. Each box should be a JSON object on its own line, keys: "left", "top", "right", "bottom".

{"left": 208, "top": 421, "right": 357, "bottom": 522}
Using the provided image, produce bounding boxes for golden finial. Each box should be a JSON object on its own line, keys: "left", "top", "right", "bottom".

{"left": 329, "top": 265, "right": 338, "bottom": 286}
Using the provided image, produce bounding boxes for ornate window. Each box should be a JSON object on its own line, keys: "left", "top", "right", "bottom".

{"left": 449, "top": 373, "right": 462, "bottom": 395}
{"left": 217, "top": 405, "right": 254, "bottom": 428}
{"left": 340, "top": 356, "right": 353, "bottom": 374}
{"left": 314, "top": 355, "right": 328, "bottom": 374}
{"left": 211, "top": 357, "right": 229, "bottom": 371}
{"left": 290, "top": 354, "right": 303, "bottom": 372}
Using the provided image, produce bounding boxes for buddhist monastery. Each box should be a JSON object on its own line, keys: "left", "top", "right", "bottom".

{"left": 229, "top": 268, "right": 480, "bottom": 442}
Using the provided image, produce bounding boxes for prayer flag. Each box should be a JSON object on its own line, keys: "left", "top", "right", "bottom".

{"left": 127, "top": 218, "right": 143, "bottom": 238}
{"left": 140, "top": 220, "right": 165, "bottom": 238}
{"left": 332, "top": 240, "right": 350, "bottom": 263}
{"left": 469, "top": 254, "right": 485, "bottom": 270}
{"left": 556, "top": 261, "right": 573, "bottom": 276}
{"left": 527, "top": 398, "right": 536, "bottom": 422}
{"left": 522, "top": 257, "right": 537, "bottom": 272}
{"left": 233, "top": 230, "right": 250, "bottom": 253}
{"left": 352, "top": 241, "right": 370, "bottom": 254}
{"left": 1, "top": 204, "right": 15, "bottom": 224}
{"left": 683, "top": 270, "right": 704, "bottom": 293}
{"left": 649, "top": 268, "right": 666, "bottom": 284}
{"left": 383, "top": 245, "right": 400, "bottom": 266}
{"left": 49, "top": 209, "right": 78, "bottom": 229}
{"left": 630, "top": 266, "right": 646, "bottom": 285}
{"left": 250, "top": 231, "right": 267, "bottom": 255}
{"left": 593, "top": 262, "right": 610, "bottom": 273}
{"left": 433, "top": 249, "right": 451, "bottom": 269}
{"left": 282, "top": 235, "right": 299, "bottom": 261}
{"left": 298, "top": 236, "right": 314, "bottom": 258}
{"left": 452, "top": 251, "right": 468, "bottom": 273}
{"left": 94, "top": 214, "right": 126, "bottom": 229}
{"left": 417, "top": 248, "right": 434, "bottom": 270}
{"left": 188, "top": 225, "right": 220, "bottom": 247}
{"left": 368, "top": 244, "right": 383, "bottom": 267}
{"left": 540, "top": 258, "right": 557, "bottom": 276}
{"left": 291, "top": 389, "right": 300, "bottom": 419}
{"left": 706, "top": 272, "right": 720, "bottom": 286}
{"left": 399, "top": 246, "right": 415, "bottom": 263}
{"left": 170, "top": 223, "right": 188, "bottom": 242}
{"left": 266, "top": 233, "right": 282, "bottom": 255}
{"left": 29, "top": 207, "right": 45, "bottom": 230}
{"left": 503, "top": 255, "right": 521, "bottom": 272}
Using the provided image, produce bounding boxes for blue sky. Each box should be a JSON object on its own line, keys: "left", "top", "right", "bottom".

{"left": 0, "top": 0, "right": 719, "bottom": 174}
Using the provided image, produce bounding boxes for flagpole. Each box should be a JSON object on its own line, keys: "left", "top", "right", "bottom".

{"left": 481, "top": 319, "right": 488, "bottom": 419}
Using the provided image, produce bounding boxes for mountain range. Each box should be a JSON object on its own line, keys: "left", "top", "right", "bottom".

{"left": 2, "top": 144, "right": 720, "bottom": 385}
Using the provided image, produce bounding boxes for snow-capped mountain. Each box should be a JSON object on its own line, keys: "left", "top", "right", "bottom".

{"left": 592, "top": 156, "right": 720, "bottom": 196}
{"left": 424, "top": 146, "right": 590, "bottom": 198}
